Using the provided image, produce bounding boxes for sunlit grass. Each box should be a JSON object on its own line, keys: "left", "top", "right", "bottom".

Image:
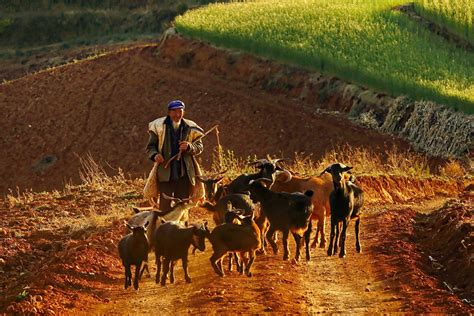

{"left": 176, "top": 0, "right": 474, "bottom": 113}
{"left": 413, "top": 0, "right": 474, "bottom": 44}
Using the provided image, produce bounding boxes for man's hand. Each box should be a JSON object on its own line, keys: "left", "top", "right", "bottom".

{"left": 154, "top": 154, "right": 165, "bottom": 164}
{"left": 179, "top": 141, "right": 190, "bottom": 151}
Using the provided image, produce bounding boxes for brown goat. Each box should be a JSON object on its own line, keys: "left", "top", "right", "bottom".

{"left": 271, "top": 170, "right": 333, "bottom": 249}
{"left": 209, "top": 213, "right": 261, "bottom": 277}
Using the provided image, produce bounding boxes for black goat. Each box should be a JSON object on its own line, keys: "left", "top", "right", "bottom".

{"left": 226, "top": 158, "right": 284, "bottom": 195}
{"left": 321, "top": 163, "right": 364, "bottom": 258}
{"left": 118, "top": 221, "right": 149, "bottom": 290}
{"left": 248, "top": 178, "right": 314, "bottom": 261}
{"left": 154, "top": 221, "right": 210, "bottom": 286}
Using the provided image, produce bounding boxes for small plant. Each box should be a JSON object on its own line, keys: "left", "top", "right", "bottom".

{"left": 439, "top": 159, "right": 466, "bottom": 178}
{"left": 15, "top": 290, "right": 29, "bottom": 302}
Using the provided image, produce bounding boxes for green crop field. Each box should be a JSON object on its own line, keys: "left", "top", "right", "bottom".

{"left": 413, "top": 0, "right": 473, "bottom": 44}
{"left": 176, "top": 0, "right": 474, "bottom": 113}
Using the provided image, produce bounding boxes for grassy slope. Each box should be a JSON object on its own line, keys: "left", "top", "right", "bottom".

{"left": 176, "top": 0, "right": 474, "bottom": 113}
{"left": 413, "top": 0, "right": 473, "bottom": 44}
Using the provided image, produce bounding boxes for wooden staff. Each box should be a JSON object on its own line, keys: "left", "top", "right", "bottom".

{"left": 164, "top": 124, "right": 219, "bottom": 169}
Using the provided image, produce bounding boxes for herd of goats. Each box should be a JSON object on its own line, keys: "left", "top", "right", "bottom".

{"left": 118, "top": 159, "right": 364, "bottom": 290}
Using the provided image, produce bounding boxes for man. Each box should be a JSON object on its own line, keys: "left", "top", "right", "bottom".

{"left": 146, "top": 100, "right": 204, "bottom": 212}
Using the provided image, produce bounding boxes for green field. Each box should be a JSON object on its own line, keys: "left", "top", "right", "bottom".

{"left": 413, "top": 0, "right": 473, "bottom": 44}
{"left": 176, "top": 0, "right": 474, "bottom": 113}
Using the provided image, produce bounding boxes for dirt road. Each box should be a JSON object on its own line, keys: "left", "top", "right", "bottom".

{"left": 89, "top": 198, "right": 470, "bottom": 314}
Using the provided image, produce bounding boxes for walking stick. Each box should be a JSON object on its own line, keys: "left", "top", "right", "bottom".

{"left": 164, "top": 125, "right": 219, "bottom": 169}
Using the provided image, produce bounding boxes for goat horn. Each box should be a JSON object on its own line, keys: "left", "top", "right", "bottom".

{"left": 248, "top": 159, "right": 270, "bottom": 167}
{"left": 161, "top": 193, "right": 181, "bottom": 201}
{"left": 271, "top": 158, "right": 285, "bottom": 164}
{"left": 196, "top": 175, "right": 208, "bottom": 182}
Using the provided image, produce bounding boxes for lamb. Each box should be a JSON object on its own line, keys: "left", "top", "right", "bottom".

{"left": 271, "top": 169, "right": 333, "bottom": 249}
{"left": 208, "top": 212, "right": 261, "bottom": 277}
{"left": 248, "top": 178, "right": 314, "bottom": 261}
{"left": 225, "top": 158, "right": 284, "bottom": 195}
{"left": 118, "top": 221, "right": 149, "bottom": 290}
{"left": 154, "top": 221, "right": 210, "bottom": 286}
{"left": 321, "top": 163, "right": 364, "bottom": 258}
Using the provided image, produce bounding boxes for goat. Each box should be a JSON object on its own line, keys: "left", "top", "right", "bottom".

{"left": 209, "top": 212, "right": 261, "bottom": 277}
{"left": 200, "top": 193, "right": 255, "bottom": 226}
{"left": 128, "top": 193, "right": 195, "bottom": 277}
{"left": 226, "top": 158, "right": 284, "bottom": 195}
{"left": 196, "top": 170, "right": 227, "bottom": 203}
{"left": 321, "top": 163, "right": 364, "bottom": 258}
{"left": 118, "top": 221, "right": 149, "bottom": 290}
{"left": 248, "top": 178, "right": 314, "bottom": 261}
{"left": 201, "top": 195, "right": 255, "bottom": 272}
{"left": 154, "top": 221, "right": 210, "bottom": 286}
{"left": 271, "top": 169, "right": 333, "bottom": 249}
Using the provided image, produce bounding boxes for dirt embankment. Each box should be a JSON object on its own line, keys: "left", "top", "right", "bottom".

{"left": 1, "top": 175, "right": 472, "bottom": 314}
{"left": 158, "top": 35, "right": 473, "bottom": 159}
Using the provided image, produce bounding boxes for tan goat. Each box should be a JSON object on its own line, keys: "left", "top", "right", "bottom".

{"left": 270, "top": 170, "right": 333, "bottom": 249}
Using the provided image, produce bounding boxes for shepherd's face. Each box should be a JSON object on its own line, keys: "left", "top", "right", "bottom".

{"left": 168, "top": 109, "right": 184, "bottom": 122}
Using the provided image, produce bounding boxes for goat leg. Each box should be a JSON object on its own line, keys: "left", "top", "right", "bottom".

{"left": 266, "top": 227, "right": 279, "bottom": 255}
{"left": 334, "top": 222, "right": 340, "bottom": 256}
{"left": 169, "top": 260, "right": 175, "bottom": 284}
{"left": 319, "top": 215, "right": 326, "bottom": 249}
{"left": 245, "top": 250, "right": 256, "bottom": 277}
{"left": 339, "top": 220, "right": 349, "bottom": 258}
{"left": 139, "top": 257, "right": 150, "bottom": 279}
{"left": 311, "top": 219, "right": 320, "bottom": 249}
{"left": 305, "top": 221, "right": 312, "bottom": 261}
{"left": 327, "top": 221, "right": 336, "bottom": 256}
{"left": 183, "top": 258, "right": 192, "bottom": 283}
{"left": 227, "top": 253, "right": 233, "bottom": 272}
{"left": 133, "top": 263, "right": 141, "bottom": 290}
{"left": 155, "top": 255, "right": 162, "bottom": 284}
{"left": 355, "top": 218, "right": 362, "bottom": 253}
{"left": 282, "top": 230, "right": 290, "bottom": 261}
{"left": 161, "top": 258, "right": 170, "bottom": 286}
{"left": 210, "top": 253, "right": 225, "bottom": 277}
{"left": 234, "top": 252, "right": 243, "bottom": 274}
{"left": 125, "top": 264, "right": 132, "bottom": 289}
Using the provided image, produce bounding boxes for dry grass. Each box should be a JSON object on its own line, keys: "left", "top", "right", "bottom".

{"left": 210, "top": 145, "right": 433, "bottom": 179}
{"left": 438, "top": 159, "right": 467, "bottom": 179}
{"left": 2, "top": 147, "right": 466, "bottom": 236}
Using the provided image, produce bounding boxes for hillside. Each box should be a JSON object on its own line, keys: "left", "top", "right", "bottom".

{"left": 0, "top": 40, "right": 419, "bottom": 195}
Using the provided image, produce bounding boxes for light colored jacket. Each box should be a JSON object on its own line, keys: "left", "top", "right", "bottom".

{"left": 144, "top": 117, "right": 205, "bottom": 205}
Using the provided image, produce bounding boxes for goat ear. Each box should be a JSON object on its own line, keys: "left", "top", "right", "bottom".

{"left": 319, "top": 167, "right": 330, "bottom": 176}
{"left": 132, "top": 207, "right": 140, "bottom": 214}
{"left": 343, "top": 166, "right": 353, "bottom": 172}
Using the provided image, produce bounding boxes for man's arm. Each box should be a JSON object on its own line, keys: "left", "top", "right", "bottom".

{"left": 146, "top": 131, "right": 159, "bottom": 161}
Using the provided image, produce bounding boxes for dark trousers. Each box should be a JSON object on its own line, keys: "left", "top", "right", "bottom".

{"left": 159, "top": 176, "right": 191, "bottom": 212}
